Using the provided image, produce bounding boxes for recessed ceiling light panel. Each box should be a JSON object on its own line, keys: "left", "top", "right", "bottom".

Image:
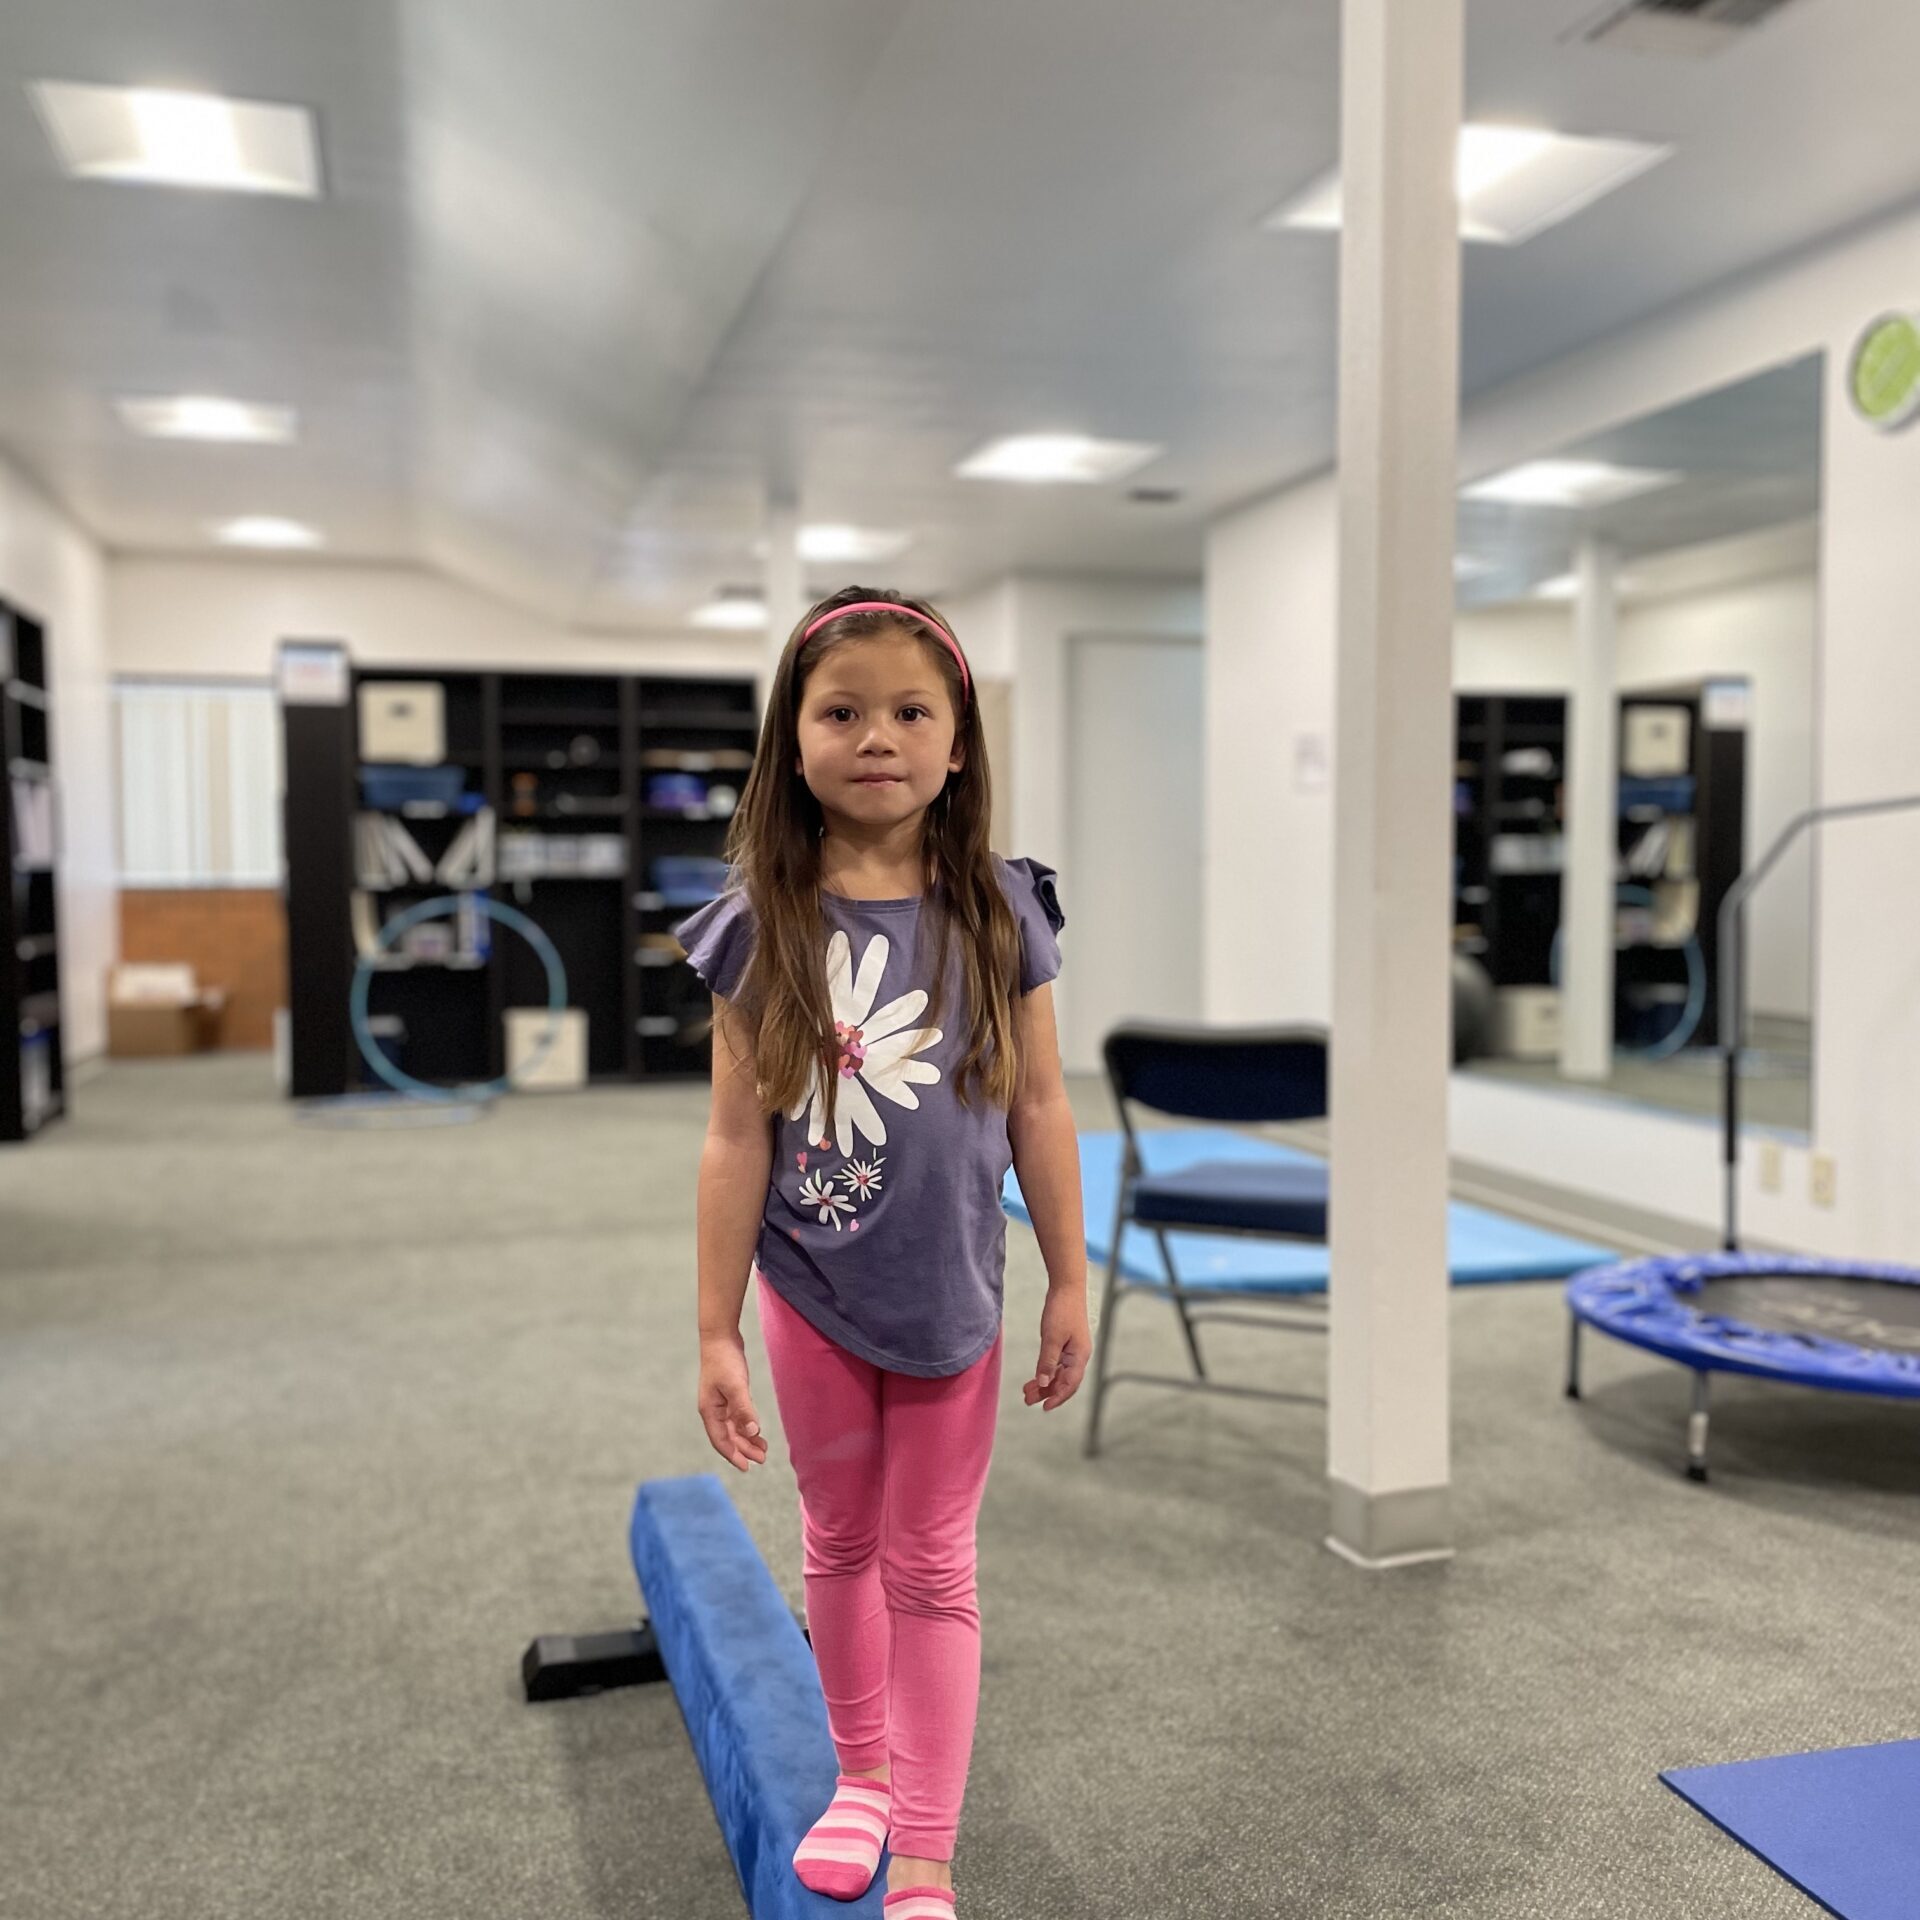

{"left": 752, "top": 525, "right": 915, "bottom": 566}
{"left": 955, "top": 433, "right": 1162, "bottom": 485}
{"left": 1266, "top": 123, "right": 1670, "bottom": 246}
{"left": 118, "top": 395, "right": 298, "bottom": 443}
{"left": 800, "top": 524, "right": 912, "bottom": 566}
{"left": 212, "top": 516, "right": 323, "bottom": 549}
{"left": 692, "top": 591, "right": 769, "bottom": 631}
{"left": 1529, "top": 568, "right": 1650, "bottom": 602}
{"left": 31, "top": 81, "right": 322, "bottom": 197}
{"left": 1461, "top": 459, "right": 1680, "bottom": 509}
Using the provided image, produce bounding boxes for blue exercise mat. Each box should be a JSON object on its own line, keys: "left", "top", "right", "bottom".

{"left": 1001, "top": 1129, "right": 1611, "bottom": 1294}
{"left": 630, "top": 1477, "right": 881, "bottom": 1919}
{"left": 1662, "top": 1739, "right": 1920, "bottom": 1919}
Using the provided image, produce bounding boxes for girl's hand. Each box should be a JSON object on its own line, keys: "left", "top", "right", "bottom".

{"left": 1023, "top": 1289, "right": 1091, "bottom": 1411}
{"left": 697, "top": 1330, "right": 770, "bottom": 1471}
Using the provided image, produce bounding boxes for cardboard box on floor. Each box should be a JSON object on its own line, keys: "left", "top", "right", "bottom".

{"left": 108, "top": 964, "right": 228, "bottom": 1057}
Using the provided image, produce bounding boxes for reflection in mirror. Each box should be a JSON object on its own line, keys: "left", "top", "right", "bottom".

{"left": 1452, "top": 352, "right": 1821, "bottom": 1137}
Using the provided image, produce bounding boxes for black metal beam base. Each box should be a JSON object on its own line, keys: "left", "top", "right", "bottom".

{"left": 522, "top": 1624, "right": 665, "bottom": 1702}
{"left": 522, "top": 1613, "right": 813, "bottom": 1703}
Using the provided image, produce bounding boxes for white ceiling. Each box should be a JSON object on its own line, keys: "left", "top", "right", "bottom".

{"left": 0, "top": 0, "right": 1916, "bottom": 632}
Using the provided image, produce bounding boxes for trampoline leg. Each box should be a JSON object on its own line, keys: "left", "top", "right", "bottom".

{"left": 1565, "top": 1317, "right": 1583, "bottom": 1401}
{"left": 1686, "top": 1371, "right": 1711, "bottom": 1484}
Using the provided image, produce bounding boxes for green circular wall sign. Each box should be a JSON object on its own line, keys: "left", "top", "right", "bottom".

{"left": 1849, "top": 311, "right": 1920, "bottom": 431}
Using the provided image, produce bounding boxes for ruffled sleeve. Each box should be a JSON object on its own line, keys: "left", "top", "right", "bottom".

{"left": 999, "top": 854, "right": 1065, "bottom": 994}
{"left": 672, "top": 886, "right": 756, "bottom": 999}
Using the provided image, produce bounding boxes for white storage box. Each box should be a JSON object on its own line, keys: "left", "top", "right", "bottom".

{"left": 1623, "top": 705, "right": 1690, "bottom": 778}
{"left": 358, "top": 682, "right": 445, "bottom": 765}
{"left": 505, "top": 1007, "right": 587, "bottom": 1091}
{"left": 1494, "top": 986, "right": 1562, "bottom": 1061}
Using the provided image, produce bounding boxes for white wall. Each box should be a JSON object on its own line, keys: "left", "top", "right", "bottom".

{"left": 1453, "top": 603, "right": 1573, "bottom": 694}
{"left": 939, "top": 579, "right": 1016, "bottom": 683}
{"left": 1, "top": 457, "right": 113, "bottom": 1066}
{"left": 106, "top": 557, "right": 764, "bottom": 682}
{"left": 1455, "top": 564, "right": 1819, "bottom": 1018}
{"left": 1207, "top": 195, "right": 1920, "bottom": 1260}
{"left": 1064, "top": 634, "right": 1204, "bottom": 1074}
{"left": 1205, "top": 479, "right": 1338, "bottom": 1024}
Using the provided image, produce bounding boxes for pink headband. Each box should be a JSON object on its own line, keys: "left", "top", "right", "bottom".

{"left": 799, "top": 600, "right": 971, "bottom": 704}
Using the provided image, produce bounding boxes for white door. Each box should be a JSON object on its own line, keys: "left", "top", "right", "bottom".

{"left": 1064, "top": 633, "right": 1205, "bottom": 1076}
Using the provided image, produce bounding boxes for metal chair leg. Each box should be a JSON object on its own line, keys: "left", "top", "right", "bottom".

{"left": 1153, "top": 1226, "right": 1208, "bottom": 1381}
{"left": 1565, "top": 1316, "right": 1583, "bottom": 1401}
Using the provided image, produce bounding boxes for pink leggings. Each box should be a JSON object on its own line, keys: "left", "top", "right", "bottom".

{"left": 755, "top": 1271, "right": 1003, "bottom": 1861}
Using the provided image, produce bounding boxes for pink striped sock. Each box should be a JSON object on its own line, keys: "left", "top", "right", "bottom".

{"left": 883, "top": 1889, "right": 956, "bottom": 1919}
{"left": 793, "top": 1774, "right": 892, "bottom": 1900}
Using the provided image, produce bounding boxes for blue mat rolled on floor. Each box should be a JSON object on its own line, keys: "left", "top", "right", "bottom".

{"left": 629, "top": 1476, "right": 881, "bottom": 1919}
{"left": 1662, "top": 1738, "right": 1920, "bottom": 1920}
{"left": 1001, "top": 1128, "right": 1611, "bottom": 1293}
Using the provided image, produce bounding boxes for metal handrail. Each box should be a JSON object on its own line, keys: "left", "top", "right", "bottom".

{"left": 1718, "top": 792, "right": 1920, "bottom": 1249}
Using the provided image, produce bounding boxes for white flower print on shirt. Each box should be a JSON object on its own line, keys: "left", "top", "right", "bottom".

{"left": 798, "top": 1168, "right": 856, "bottom": 1230}
{"left": 840, "top": 1154, "right": 885, "bottom": 1202}
{"left": 790, "top": 930, "right": 942, "bottom": 1157}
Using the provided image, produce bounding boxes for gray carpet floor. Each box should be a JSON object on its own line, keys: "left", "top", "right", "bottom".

{"left": 4, "top": 1054, "right": 1917, "bottom": 1919}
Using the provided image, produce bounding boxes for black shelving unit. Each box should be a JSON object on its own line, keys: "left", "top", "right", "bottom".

{"left": 280, "top": 647, "right": 755, "bottom": 1099}
{"left": 1455, "top": 684, "right": 1747, "bottom": 1058}
{"left": 1454, "top": 694, "right": 1568, "bottom": 991}
{"left": 632, "top": 677, "right": 758, "bottom": 1079}
{"left": 2, "top": 602, "right": 63, "bottom": 1141}
{"left": 1615, "top": 681, "right": 1746, "bottom": 1051}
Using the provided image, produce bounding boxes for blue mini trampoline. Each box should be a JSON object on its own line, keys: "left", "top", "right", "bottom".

{"left": 1566, "top": 792, "right": 1920, "bottom": 1483}
{"left": 1566, "top": 1252, "right": 1920, "bottom": 1480}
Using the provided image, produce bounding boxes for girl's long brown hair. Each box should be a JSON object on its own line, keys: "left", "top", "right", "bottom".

{"left": 718, "top": 585, "right": 1025, "bottom": 1137}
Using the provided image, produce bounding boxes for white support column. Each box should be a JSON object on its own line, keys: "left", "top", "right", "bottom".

{"left": 1327, "top": 0, "right": 1462, "bottom": 1569}
{"left": 1559, "top": 537, "right": 1620, "bottom": 1083}
{"left": 762, "top": 497, "right": 804, "bottom": 712}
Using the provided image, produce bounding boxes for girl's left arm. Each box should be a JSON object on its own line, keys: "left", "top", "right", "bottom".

{"left": 1006, "top": 982, "right": 1091, "bottom": 1411}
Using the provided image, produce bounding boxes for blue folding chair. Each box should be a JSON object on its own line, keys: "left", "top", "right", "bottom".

{"left": 1085, "top": 1021, "right": 1333, "bottom": 1457}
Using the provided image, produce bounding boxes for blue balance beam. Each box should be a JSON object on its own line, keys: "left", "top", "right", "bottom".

{"left": 630, "top": 1475, "right": 883, "bottom": 1919}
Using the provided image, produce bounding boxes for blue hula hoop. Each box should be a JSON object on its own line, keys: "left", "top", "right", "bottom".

{"left": 350, "top": 894, "right": 568, "bottom": 1103}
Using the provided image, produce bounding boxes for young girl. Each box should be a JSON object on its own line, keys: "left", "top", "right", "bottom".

{"left": 676, "top": 587, "right": 1090, "bottom": 1916}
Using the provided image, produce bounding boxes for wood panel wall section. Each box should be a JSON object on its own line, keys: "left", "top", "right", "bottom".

{"left": 118, "top": 890, "right": 286, "bottom": 1050}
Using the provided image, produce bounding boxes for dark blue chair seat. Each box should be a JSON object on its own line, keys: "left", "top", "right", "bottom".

{"left": 1130, "top": 1158, "right": 1330, "bottom": 1239}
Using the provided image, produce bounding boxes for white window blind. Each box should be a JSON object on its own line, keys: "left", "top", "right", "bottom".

{"left": 116, "top": 682, "right": 283, "bottom": 886}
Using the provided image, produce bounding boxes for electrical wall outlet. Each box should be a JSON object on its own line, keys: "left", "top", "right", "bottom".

{"left": 1811, "top": 1153, "right": 1838, "bottom": 1209}
{"left": 1758, "top": 1140, "right": 1783, "bottom": 1193}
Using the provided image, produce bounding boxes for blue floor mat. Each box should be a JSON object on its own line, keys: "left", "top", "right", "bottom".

{"left": 1001, "top": 1129, "right": 1611, "bottom": 1294}
{"left": 1663, "top": 1740, "right": 1920, "bottom": 1919}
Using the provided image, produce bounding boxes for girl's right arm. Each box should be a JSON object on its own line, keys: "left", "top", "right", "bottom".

{"left": 694, "top": 993, "right": 774, "bottom": 1472}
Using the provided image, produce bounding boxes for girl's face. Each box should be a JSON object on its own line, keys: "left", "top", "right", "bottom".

{"left": 792, "top": 628, "right": 964, "bottom": 830}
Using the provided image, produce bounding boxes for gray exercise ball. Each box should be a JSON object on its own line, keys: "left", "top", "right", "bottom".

{"left": 1451, "top": 953, "right": 1495, "bottom": 1065}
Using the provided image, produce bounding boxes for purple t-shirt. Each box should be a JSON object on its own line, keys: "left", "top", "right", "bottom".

{"left": 674, "top": 853, "right": 1065, "bottom": 1377}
